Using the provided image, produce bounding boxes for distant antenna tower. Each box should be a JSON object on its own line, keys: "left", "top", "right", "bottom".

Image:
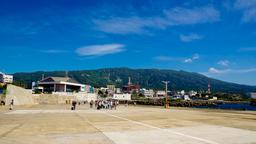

{"left": 208, "top": 83, "right": 211, "bottom": 93}
{"left": 42, "top": 74, "right": 45, "bottom": 80}
{"left": 108, "top": 73, "right": 110, "bottom": 82}
{"left": 65, "top": 71, "right": 68, "bottom": 78}
{"left": 128, "top": 77, "right": 131, "bottom": 85}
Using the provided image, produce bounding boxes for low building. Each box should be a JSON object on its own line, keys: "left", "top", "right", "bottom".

{"left": 189, "top": 90, "right": 197, "bottom": 96}
{"left": 113, "top": 93, "right": 131, "bottom": 101}
{"left": 107, "top": 85, "right": 116, "bottom": 91}
{"left": 0, "top": 72, "right": 13, "bottom": 84}
{"left": 209, "top": 96, "right": 218, "bottom": 100}
{"left": 122, "top": 84, "right": 140, "bottom": 93}
{"left": 179, "top": 90, "right": 185, "bottom": 96}
{"left": 85, "top": 85, "right": 95, "bottom": 93}
{"left": 183, "top": 95, "right": 190, "bottom": 101}
{"left": 250, "top": 93, "right": 256, "bottom": 99}
{"left": 38, "top": 77, "right": 85, "bottom": 93}
{"left": 116, "top": 88, "right": 122, "bottom": 94}
{"left": 156, "top": 91, "right": 166, "bottom": 97}
{"left": 141, "top": 88, "right": 154, "bottom": 97}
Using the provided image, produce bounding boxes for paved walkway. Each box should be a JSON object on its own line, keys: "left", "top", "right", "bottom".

{"left": 0, "top": 105, "right": 256, "bottom": 144}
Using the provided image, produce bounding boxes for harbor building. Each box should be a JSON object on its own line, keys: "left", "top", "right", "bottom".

{"left": 38, "top": 77, "right": 85, "bottom": 93}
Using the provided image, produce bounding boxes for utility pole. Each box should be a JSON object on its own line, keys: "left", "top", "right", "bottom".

{"left": 162, "top": 81, "right": 169, "bottom": 109}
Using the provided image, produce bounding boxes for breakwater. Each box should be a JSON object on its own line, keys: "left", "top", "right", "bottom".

{"left": 127, "top": 99, "right": 256, "bottom": 111}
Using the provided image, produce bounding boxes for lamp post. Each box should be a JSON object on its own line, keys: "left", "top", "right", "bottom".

{"left": 162, "top": 81, "right": 169, "bottom": 109}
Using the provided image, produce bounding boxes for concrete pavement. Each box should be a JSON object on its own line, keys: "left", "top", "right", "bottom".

{"left": 0, "top": 105, "right": 255, "bottom": 144}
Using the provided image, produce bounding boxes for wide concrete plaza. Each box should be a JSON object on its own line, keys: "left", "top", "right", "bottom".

{"left": 0, "top": 104, "right": 256, "bottom": 144}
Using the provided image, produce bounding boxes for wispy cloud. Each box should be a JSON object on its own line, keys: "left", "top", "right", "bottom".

{"left": 239, "top": 47, "right": 256, "bottom": 52}
{"left": 164, "top": 6, "right": 219, "bottom": 25}
{"left": 208, "top": 67, "right": 231, "bottom": 74}
{"left": 154, "top": 56, "right": 176, "bottom": 61}
{"left": 75, "top": 44, "right": 125, "bottom": 57}
{"left": 207, "top": 67, "right": 256, "bottom": 75}
{"left": 217, "top": 60, "right": 230, "bottom": 66}
{"left": 40, "top": 49, "right": 68, "bottom": 54}
{"left": 154, "top": 54, "right": 200, "bottom": 63}
{"left": 94, "top": 6, "right": 220, "bottom": 35}
{"left": 179, "top": 33, "right": 203, "bottom": 42}
{"left": 184, "top": 54, "right": 200, "bottom": 63}
{"left": 234, "top": 0, "right": 256, "bottom": 22}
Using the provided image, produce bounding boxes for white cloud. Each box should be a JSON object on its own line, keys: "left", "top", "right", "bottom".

{"left": 217, "top": 60, "right": 230, "bottom": 66}
{"left": 180, "top": 33, "right": 203, "bottom": 42}
{"left": 234, "top": 0, "right": 256, "bottom": 22}
{"left": 184, "top": 54, "right": 200, "bottom": 63}
{"left": 75, "top": 44, "right": 125, "bottom": 56}
{"left": 94, "top": 6, "right": 220, "bottom": 34}
{"left": 184, "top": 58, "right": 193, "bottom": 63}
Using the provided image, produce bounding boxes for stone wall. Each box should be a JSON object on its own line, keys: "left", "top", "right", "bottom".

{"left": 37, "top": 93, "right": 97, "bottom": 104}
{"left": 37, "top": 94, "right": 75, "bottom": 104}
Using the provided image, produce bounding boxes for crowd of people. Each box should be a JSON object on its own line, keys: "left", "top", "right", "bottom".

{"left": 70, "top": 99, "right": 119, "bottom": 110}
{"left": 90, "top": 100, "right": 119, "bottom": 110}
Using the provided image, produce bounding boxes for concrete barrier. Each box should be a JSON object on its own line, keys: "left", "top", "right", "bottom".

{"left": 6, "top": 84, "right": 35, "bottom": 105}
{"left": 37, "top": 93, "right": 97, "bottom": 104}
{"left": 5, "top": 84, "right": 98, "bottom": 105}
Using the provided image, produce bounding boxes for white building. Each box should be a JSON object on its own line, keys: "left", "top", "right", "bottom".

{"left": 180, "top": 90, "right": 185, "bottom": 96}
{"left": 113, "top": 93, "right": 131, "bottom": 100}
{"left": 38, "top": 77, "right": 85, "bottom": 93}
{"left": 183, "top": 95, "right": 190, "bottom": 101}
{"left": 156, "top": 91, "right": 166, "bottom": 97}
{"left": 209, "top": 96, "right": 218, "bottom": 100}
{"left": 0, "top": 72, "right": 13, "bottom": 84}
{"left": 116, "top": 88, "right": 121, "bottom": 94}
{"left": 189, "top": 90, "right": 197, "bottom": 96}
{"left": 250, "top": 93, "right": 256, "bottom": 99}
{"left": 141, "top": 88, "right": 154, "bottom": 97}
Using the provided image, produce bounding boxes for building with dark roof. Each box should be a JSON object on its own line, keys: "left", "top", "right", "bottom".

{"left": 38, "top": 77, "right": 85, "bottom": 93}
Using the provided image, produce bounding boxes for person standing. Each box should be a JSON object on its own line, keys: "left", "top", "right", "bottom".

{"left": 9, "top": 99, "right": 14, "bottom": 110}
{"left": 90, "top": 100, "right": 93, "bottom": 108}
{"left": 110, "top": 100, "right": 113, "bottom": 110}
{"left": 71, "top": 100, "right": 77, "bottom": 110}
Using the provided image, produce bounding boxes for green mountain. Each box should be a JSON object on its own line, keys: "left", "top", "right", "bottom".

{"left": 12, "top": 68, "right": 256, "bottom": 94}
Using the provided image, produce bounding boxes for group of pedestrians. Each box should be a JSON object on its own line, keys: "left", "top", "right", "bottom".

{"left": 90, "top": 100, "right": 119, "bottom": 110}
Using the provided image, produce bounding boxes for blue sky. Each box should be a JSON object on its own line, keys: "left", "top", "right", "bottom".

{"left": 0, "top": 0, "right": 256, "bottom": 85}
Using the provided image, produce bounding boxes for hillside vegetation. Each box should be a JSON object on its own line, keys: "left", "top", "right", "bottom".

{"left": 13, "top": 68, "right": 256, "bottom": 95}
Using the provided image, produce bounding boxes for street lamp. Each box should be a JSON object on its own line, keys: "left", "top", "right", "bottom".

{"left": 162, "top": 81, "right": 169, "bottom": 109}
